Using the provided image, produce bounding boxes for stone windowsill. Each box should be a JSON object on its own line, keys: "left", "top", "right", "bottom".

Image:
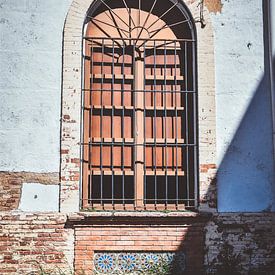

{"left": 67, "top": 211, "right": 213, "bottom": 225}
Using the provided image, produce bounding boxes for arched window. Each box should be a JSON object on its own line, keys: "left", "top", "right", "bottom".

{"left": 81, "top": 0, "right": 197, "bottom": 210}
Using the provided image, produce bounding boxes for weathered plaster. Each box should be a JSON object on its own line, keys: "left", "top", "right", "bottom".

{"left": 0, "top": 0, "right": 71, "bottom": 173}
{"left": 18, "top": 182, "right": 59, "bottom": 212}
{"left": 0, "top": 171, "right": 59, "bottom": 211}
{"left": 210, "top": 0, "right": 275, "bottom": 211}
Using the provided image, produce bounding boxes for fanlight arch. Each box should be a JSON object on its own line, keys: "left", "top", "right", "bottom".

{"left": 81, "top": 0, "right": 198, "bottom": 210}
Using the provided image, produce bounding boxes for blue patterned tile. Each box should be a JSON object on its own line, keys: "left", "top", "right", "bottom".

{"left": 94, "top": 253, "right": 116, "bottom": 274}
{"left": 93, "top": 251, "right": 185, "bottom": 274}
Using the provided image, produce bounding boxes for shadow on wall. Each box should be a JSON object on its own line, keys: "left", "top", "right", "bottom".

{"left": 217, "top": 0, "right": 274, "bottom": 212}
{"left": 217, "top": 67, "right": 275, "bottom": 212}
{"left": 170, "top": 0, "right": 275, "bottom": 273}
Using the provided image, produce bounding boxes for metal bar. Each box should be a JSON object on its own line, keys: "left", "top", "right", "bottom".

{"left": 136, "top": 0, "right": 157, "bottom": 42}
{"left": 100, "top": 38, "right": 104, "bottom": 206}
{"left": 164, "top": 41, "right": 168, "bottom": 207}
{"left": 143, "top": 41, "right": 146, "bottom": 207}
{"left": 89, "top": 42, "right": 94, "bottom": 206}
{"left": 111, "top": 39, "right": 115, "bottom": 207}
{"left": 146, "top": 1, "right": 179, "bottom": 32}
{"left": 83, "top": 36, "right": 196, "bottom": 42}
{"left": 86, "top": 142, "right": 195, "bottom": 147}
{"left": 88, "top": 198, "right": 195, "bottom": 201}
{"left": 136, "top": 2, "right": 182, "bottom": 49}
{"left": 129, "top": 8, "right": 132, "bottom": 40}
{"left": 148, "top": 19, "right": 190, "bottom": 35}
{"left": 184, "top": 41, "right": 190, "bottom": 207}
{"left": 132, "top": 43, "right": 137, "bottom": 207}
{"left": 122, "top": 38, "right": 125, "bottom": 207}
{"left": 192, "top": 40, "right": 198, "bottom": 208}
{"left": 153, "top": 40, "right": 157, "bottom": 205}
{"left": 174, "top": 40, "right": 179, "bottom": 207}
{"left": 87, "top": 16, "right": 129, "bottom": 35}
{"left": 108, "top": 11, "right": 128, "bottom": 45}
{"left": 99, "top": 0, "right": 131, "bottom": 30}
{"left": 81, "top": 36, "right": 86, "bottom": 209}
{"left": 90, "top": 21, "right": 122, "bottom": 49}
{"left": 122, "top": 0, "right": 136, "bottom": 28}
{"left": 138, "top": 0, "right": 141, "bottom": 25}
{"left": 83, "top": 88, "right": 195, "bottom": 94}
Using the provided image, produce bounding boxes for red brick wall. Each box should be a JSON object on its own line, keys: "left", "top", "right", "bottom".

{"left": 0, "top": 212, "right": 73, "bottom": 274}
{"left": 0, "top": 212, "right": 274, "bottom": 274}
{"left": 72, "top": 214, "right": 209, "bottom": 274}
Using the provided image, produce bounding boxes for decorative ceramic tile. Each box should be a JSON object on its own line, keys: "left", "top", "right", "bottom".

{"left": 93, "top": 251, "right": 185, "bottom": 274}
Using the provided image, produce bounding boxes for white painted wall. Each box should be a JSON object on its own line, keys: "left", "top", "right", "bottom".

{"left": 18, "top": 183, "right": 59, "bottom": 211}
{"left": 211, "top": 0, "right": 274, "bottom": 211}
{"left": 0, "top": 0, "right": 274, "bottom": 211}
{"left": 0, "top": 0, "right": 71, "bottom": 172}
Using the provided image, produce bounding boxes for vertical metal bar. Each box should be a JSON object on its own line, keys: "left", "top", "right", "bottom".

{"left": 138, "top": 0, "right": 141, "bottom": 25}
{"left": 143, "top": 41, "right": 146, "bottom": 208}
{"left": 153, "top": 40, "right": 157, "bottom": 206}
{"left": 100, "top": 38, "right": 104, "bottom": 206}
{"left": 192, "top": 40, "right": 198, "bottom": 208}
{"left": 164, "top": 41, "right": 168, "bottom": 207}
{"left": 89, "top": 41, "right": 94, "bottom": 205}
{"left": 111, "top": 39, "right": 115, "bottom": 207}
{"left": 122, "top": 38, "right": 125, "bottom": 207}
{"left": 132, "top": 43, "right": 136, "bottom": 207}
{"left": 184, "top": 41, "right": 190, "bottom": 207}
{"left": 174, "top": 41, "right": 179, "bottom": 207}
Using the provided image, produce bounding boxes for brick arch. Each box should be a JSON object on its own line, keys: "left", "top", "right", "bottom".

{"left": 60, "top": 0, "right": 216, "bottom": 212}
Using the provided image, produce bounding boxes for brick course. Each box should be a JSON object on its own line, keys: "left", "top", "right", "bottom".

{"left": 0, "top": 212, "right": 274, "bottom": 274}
{"left": 71, "top": 215, "right": 209, "bottom": 274}
{"left": 0, "top": 212, "right": 73, "bottom": 274}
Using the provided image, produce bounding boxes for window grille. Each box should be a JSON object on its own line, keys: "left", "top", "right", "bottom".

{"left": 82, "top": 0, "right": 197, "bottom": 210}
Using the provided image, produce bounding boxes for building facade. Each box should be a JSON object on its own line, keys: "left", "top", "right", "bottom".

{"left": 0, "top": 0, "right": 274, "bottom": 274}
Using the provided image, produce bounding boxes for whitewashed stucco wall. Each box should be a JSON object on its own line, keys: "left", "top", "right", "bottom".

{"left": 0, "top": 0, "right": 274, "bottom": 211}
{"left": 0, "top": 0, "right": 71, "bottom": 172}
{"left": 210, "top": 0, "right": 274, "bottom": 211}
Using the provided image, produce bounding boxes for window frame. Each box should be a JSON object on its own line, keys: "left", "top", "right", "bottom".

{"left": 81, "top": 1, "right": 198, "bottom": 211}
{"left": 60, "top": 0, "right": 217, "bottom": 213}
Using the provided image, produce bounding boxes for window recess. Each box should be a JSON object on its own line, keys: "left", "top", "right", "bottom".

{"left": 82, "top": 1, "right": 197, "bottom": 211}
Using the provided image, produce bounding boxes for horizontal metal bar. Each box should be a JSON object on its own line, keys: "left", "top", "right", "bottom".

{"left": 82, "top": 198, "right": 196, "bottom": 202}
{"left": 83, "top": 36, "right": 196, "bottom": 42}
{"left": 82, "top": 142, "right": 197, "bottom": 146}
{"left": 82, "top": 88, "right": 196, "bottom": 94}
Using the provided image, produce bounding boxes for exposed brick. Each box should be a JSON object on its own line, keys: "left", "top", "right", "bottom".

{"left": 0, "top": 212, "right": 74, "bottom": 275}
{"left": 204, "top": 0, "right": 222, "bottom": 14}
{"left": 73, "top": 219, "right": 207, "bottom": 274}
{"left": 205, "top": 213, "right": 275, "bottom": 274}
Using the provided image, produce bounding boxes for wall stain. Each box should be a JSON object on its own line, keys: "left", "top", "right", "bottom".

{"left": 204, "top": 0, "right": 223, "bottom": 14}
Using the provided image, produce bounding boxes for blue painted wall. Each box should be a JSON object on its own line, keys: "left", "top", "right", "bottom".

{"left": 211, "top": 0, "right": 275, "bottom": 212}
